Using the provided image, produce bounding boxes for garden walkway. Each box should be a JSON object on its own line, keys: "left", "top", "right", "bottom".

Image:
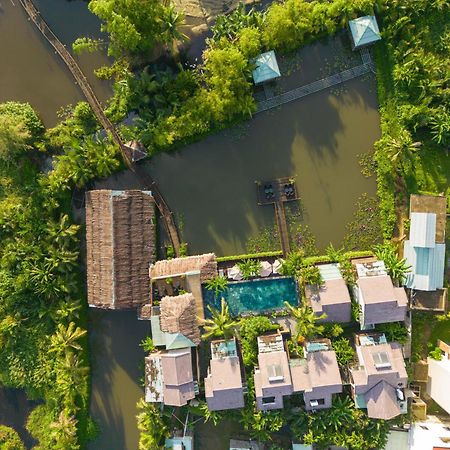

{"left": 256, "top": 49, "right": 374, "bottom": 113}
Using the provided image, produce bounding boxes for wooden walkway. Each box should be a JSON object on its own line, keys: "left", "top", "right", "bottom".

{"left": 19, "top": 0, "right": 182, "bottom": 256}
{"left": 256, "top": 50, "right": 374, "bottom": 113}
{"left": 274, "top": 202, "right": 291, "bottom": 256}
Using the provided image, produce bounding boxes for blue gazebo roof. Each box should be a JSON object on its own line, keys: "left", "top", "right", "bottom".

{"left": 349, "top": 15, "right": 381, "bottom": 49}
{"left": 252, "top": 50, "right": 281, "bottom": 85}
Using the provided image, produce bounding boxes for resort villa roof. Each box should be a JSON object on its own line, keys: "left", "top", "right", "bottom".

{"left": 151, "top": 294, "right": 201, "bottom": 349}
{"left": 205, "top": 339, "right": 245, "bottom": 411}
{"left": 150, "top": 254, "right": 217, "bottom": 320}
{"left": 355, "top": 261, "right": 407, "bottom": 327}
{"left": 349, "top": 15, "right": 381, "bottom": 49}
{"left": 306, "top": 263, "right": 351, "bottom": 323}
{"left": 145, "top": 348, "right": 195, "bottom": 407}
{"left": 254, "top": 334, "right": 293, "bottom": 411}
{"left": 350, "top": 334, "right": 408, "bottom": 420}
{"left": 404, "top": 194, "right": 447, "bottom": 291}
{"left": 290, "top": 339, "right": 342, "bottom": 411}
{"left": 85, "top": 189, "right": 155, "bottom": 309}
{"left": 252, "top": 51, "right": 281, "bottom": 85}
{"left": 150, "top": 253, "right": 217, "bottom": 281}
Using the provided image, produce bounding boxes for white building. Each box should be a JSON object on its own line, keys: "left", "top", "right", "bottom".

{"left": 409, "top": 417, "right": 450, "bottom": 450}
{"left": 427, "top": 341, "right": 450, "bottom": 414}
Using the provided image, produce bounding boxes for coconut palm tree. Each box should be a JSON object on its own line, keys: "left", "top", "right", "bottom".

{"left": 201, "top": 298, "right": 237, "bottom": 340}
{"left": 204, "top": 275, "right": 228, "bottom": 297}
{"left": 284, "top": 302, "right": 326, "bottom": 343}
{"left": 325, "top": 243, "right": 345, "bottom": 262}
{"left": 49, "top": 410, "right": 78, "bottom": 447}
{"left": 50, "top": 322, "right": 87, "bottom": 354}
{"left": 238, "top": 259, "right": 261, "bottom": 280}
{"left": 161, "top": 5, "right": 188, "bottom": 57}
{"left": 373, "top": 243, "right": 411, "bottom": 285}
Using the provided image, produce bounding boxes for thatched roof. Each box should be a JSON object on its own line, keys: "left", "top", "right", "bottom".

{"left": 160, "top": 293, "right": 200, "bottom": 345}
{"left": 86, "top": 190, "right": 156, "bottom": 309}
{"left": 150, "top": 253, "right": 217, "bottom": 283}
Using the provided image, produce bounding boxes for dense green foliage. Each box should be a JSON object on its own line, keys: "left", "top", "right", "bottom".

{"left": 291, "top": 396, "right": 390, "bottom": 450}
{"left": 373, "top": 0, "right": 450, "bottom": 237}
{"left": 238, "top": 316, "right": 279, "bottom": 366}
{"left": 216, "top": 251, "right": 283, "bottom": 262}
{"left": 204, "top": 275, "right": 228, "bottom": 296}
{"left": 237, "top": 258, "right": 262, "bottom": 279}
{"left": 373, "top": 242, "right": 411, "bottom": 285}
{"left": 331, "top": 337, "right": 356, "bottom": 367}
{"left": 136, "top": 399, "right": 169, "bottom": 450}
{"left": 0, "top": 425, "right": 25, "bottom": 450}
{"left": 0, "top": 101, "right": 111, "bottom": 447}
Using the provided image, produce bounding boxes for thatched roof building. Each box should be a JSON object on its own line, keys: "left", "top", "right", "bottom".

{"left": 160, "top": 294, "right": 201, "bottom": 346}
{"left": 150, "top": 253, "right": 217, "bottom": 282}
{"left": 86, "top": 190, "right": 156, "bottom": 309}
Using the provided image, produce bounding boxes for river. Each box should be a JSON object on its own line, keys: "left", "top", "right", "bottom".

{"left": 0, "top": 0, "right": 111, "bottom": 126}
{"left": 0, "top": 2, "right": 379, "bottom": 448}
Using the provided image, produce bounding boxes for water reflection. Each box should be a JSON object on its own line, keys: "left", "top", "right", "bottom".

{"left": 88, "top": 309, "right": 149, "bottom": 450}
{"left": 0, "top": 0, "right": 111, "bottom": 126}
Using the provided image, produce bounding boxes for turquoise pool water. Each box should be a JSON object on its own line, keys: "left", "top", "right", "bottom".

{"left": 203, "top": 277, "right": 298, "bottom": 317}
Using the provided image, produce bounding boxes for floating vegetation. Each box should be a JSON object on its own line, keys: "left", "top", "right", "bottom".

{"left": 343, "top": 193, "right": 382, "bottom": 251}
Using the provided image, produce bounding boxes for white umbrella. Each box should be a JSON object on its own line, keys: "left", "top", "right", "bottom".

{"left": 272, "top": 259, "right": 284, "bottom": 274}
{"left": 228, "top": 265, "right": 243, "bottom": 281}
{"left": 260, "top": 260, "right": 272, "bottom": 277}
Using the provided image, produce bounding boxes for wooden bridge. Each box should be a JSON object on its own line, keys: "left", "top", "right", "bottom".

{"left": 256, "top": 49, "right": 374, "bottom": 113}
{"left": 19, "top": 0, "right": 182, "bottom": 256}
{"left": 256, "top": 177, "right": 298, "bottom": 256}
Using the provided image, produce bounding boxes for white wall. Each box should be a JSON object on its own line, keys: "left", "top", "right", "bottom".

{"left": 427, "top": 356, "right": 450, "bottom": 414}
{"left": 410, "top": 420, "right": 450, "bottom": 450}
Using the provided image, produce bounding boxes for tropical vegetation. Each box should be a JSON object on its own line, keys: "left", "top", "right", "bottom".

{"left": 201, "top": 298, "right": 238, "bottom": 339}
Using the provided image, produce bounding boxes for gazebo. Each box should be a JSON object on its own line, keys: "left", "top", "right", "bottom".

{"left": 252, "top": 50, "right": 281, "bottom": 85}
{"left": 348, "top": 15, "right": 381, "bottom": 50}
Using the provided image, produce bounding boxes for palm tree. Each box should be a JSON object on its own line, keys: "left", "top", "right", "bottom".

{"left": 201, "top": 298, "right": 237, "bottom": 340}
{"left": 284, "top": 302, "right": 326, "bottom": 343}
{"left": 299, "top": 265, "right": 322, "bottom": 288}
{"left": 49, "top": 410, "right": 78, "bottom": 447}
{"left": 50, "top": 322, "right": 87, "bottom": 354}
{"left": 204, "top": 275, "right": 228, "bottom": 297}
{"left": 238, "top": 259, "right": 261, "bottom": 280}
{"left": 161, "top": 5, "right": 188, "bottom": 57}
{"left": 373, "top": 243, "right": 411, "bottom": 285}
{"left": 385, "top": 129, "right": 422, "bottom": 173}
{"left": 280, "top": 250, "right": 304, "bottom": 277}
{"left": 325, "top": 243, "right": 344, "bottom": 262}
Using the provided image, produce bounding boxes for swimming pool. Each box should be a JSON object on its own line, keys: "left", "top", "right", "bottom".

{"left": 203, "top": 276, "right": 299, "bottom": 317}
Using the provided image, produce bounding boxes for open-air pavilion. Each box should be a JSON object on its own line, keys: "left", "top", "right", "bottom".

{"left": 252, "top": 50, "right": 281, "bottom": 85}
{"left": 349, "top": 15, "right": 381, "bottom": 50}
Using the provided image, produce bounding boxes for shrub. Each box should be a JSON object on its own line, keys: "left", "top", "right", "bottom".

{"left": 375, "top": 322, "right": 408, "bottom": 345}
{"left": 332, "top": 337, "right": 356, "bottom": 367}
{"left": 0, "top": 425, "right": 25, "bottom": 450}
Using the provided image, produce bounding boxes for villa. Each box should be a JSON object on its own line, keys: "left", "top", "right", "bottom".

{"left": 145, "top": 348, "right": 196, "bottom": 407}
{"left": 305, "top": 263, "right": 352, "bottom": 323}
{"left": 150, "top": 294, "right": 201, "bottom": 350}
{"left": 404, "top": 194, "right": 447, "bottom": 292}
{"left": 290, "top": 339, "right": 343, "bottom": 411}
{"left": 350, "top": 333, "right": 408, "bottom": 420}
{"left": 145, "top": 253, "right": 218, "bottom": 320}
{"left": 85, "top": 189, "right": 155, "bottom": 309}
{"left": 205, "top": 338, "right": 245, "bottom": 411}
{"left": 354, "top": 260, "right": 407, "bottom": 329}
{"left": 145, "top": 294, "right": 200, "bottom": 406}
{"left": 254, "top": 333, "right": 294, "bottom": 411}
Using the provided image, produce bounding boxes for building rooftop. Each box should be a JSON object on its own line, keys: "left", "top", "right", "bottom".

{"left": 349, "top": 15, "right": 381, "bottom": 48}
{"left": 252, "top": 51, "right": 281, "bottom": 85}
{"left": 357, "top": 274, "right": 407, "bottom": 305}
{"left": 150, "top": 253, "right": 217, "bottom": 282}
{"left": 257, "top": 334, "right": 285, "bottom": 353}
{"left": 86, "top": 190, "right": 155, "bottom": 309}
{"left": 145, "top": 349, "right": 196, "bottom": 407}
{"left": 410, "top": 212, "right": 437, "bottom": 248}
{"left": 160, "top": 294, "right": 201, "bottom": 346}
{"left": 410, "top": 194, "right": 447, "bottom": 244}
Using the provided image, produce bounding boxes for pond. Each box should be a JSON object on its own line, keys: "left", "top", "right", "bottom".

{"left": 0, "top": 0, "right": 111, "bottom": 126}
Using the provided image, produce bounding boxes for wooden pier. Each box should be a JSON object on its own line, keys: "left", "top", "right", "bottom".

{"left": 256, "top": 177, "right": 299, "bottom": 256}
{"left": 19, "top": 0, "right": 182, "bottom": 256}
{"left": 256, "top": 49, "right": 374, "bottom": 113}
